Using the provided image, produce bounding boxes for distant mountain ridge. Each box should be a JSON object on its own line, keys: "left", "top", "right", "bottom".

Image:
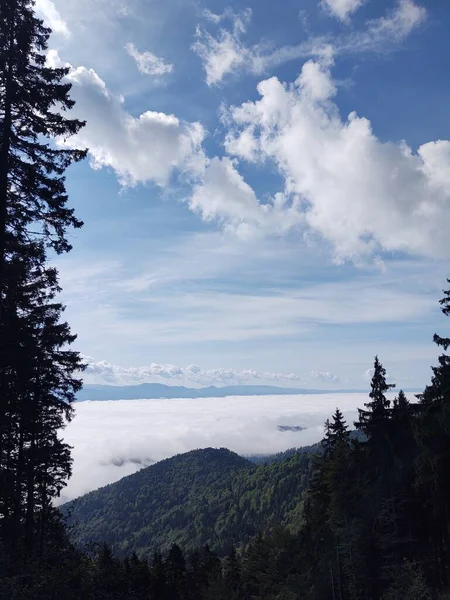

{"left": 76, "top": 382, "right": 372, "bottom": 401}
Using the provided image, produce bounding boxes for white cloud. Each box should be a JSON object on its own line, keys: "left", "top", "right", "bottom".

{"left": 224, "top": 57, "right": 450, "bottom": 262}
{"left": 189, "top": 157, "right": 301, "bottom": 238}
{"left": 309, "top": 370, "right": 340, "bottom": 383}
{"left": 339, "top": 0, "right": 427, "bottom": 52}
{"left": 55, "top": 249, "right": 442, "bottom": 393}
{"left": 190, "top": 157, "right": 262, "bottom": 226}
{"left": 48, "top": 51, "right": 205, "bottom": 186}
{"left": 125, "top": 42, "right": 173, "bottom": 76}
{"left": 321, "top": 0, "right": 365, "bottom": 22}
{"left": 192, "top": 8, "right": 254, "bottom": 86}
{"left": 418, "top": 140, "right": 450, "bottom": 191}
{"left": 193, "top": 1, "right": 426, "bottom": 84}
{"left": 202, "top": 8, "right": 234, "bottom": 24}
{"left": 57, "top": 250, "right": 436, "bottom": 361}
{"left": 60, "top": 393, "right": 385, "bottom": 501}
{"left": 82, "top": 357, "right": 319, "bottom": 386}
{"left": 35, "top": 0, "right": 70, "bottom": 37}
{"left": 118, "top": 4, "right": 131, "bottom": 17}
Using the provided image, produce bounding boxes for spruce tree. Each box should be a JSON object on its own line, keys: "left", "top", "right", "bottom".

{"left": 0, "top": 0, "right": 86, "bottom": 567}
{"left": 378, "top": 390, "right": 420, "bottom": 577}
{"left": 321, "top": 409, "right": 350, "bottom": 458}
{"left": 0, "top": 0, "right": 86, "bottom": 294}
{"left": 126, "top": 552, "right": 150, "bottom": 600}
{"left": 415, "top": 281, "right": 450, "bottom": 587}
{"left": 353, "top": 358, "right": 396, "bottom": 599}
{"left": 419, "top": 280, "right": 450, "bottom": 412}
{"left": 355, "top": 356, "right": 395, "bottom": 440}
{"left": 0, "top": 243, "right": 83, "bottom": 560}
{"left": 223, "top": 547, "right": 242, "bottom": 600}
{"left": 319, "top": 409, "right": 362, "bottom": 600}
{"left": 321, "top": 418, "right": 333, "bottom": 457}
{"left": 166, "top": 544, "right": 187, "bottom": 600}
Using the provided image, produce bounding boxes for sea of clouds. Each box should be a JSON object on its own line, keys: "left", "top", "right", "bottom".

{"left": 59, "top": 392, "right": 399, "bottom": 504}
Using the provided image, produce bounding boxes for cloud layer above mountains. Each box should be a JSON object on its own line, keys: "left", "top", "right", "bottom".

{"left": 83, "top": 357, "right": 344, "bottom": 387}
{"left": 59, "top": 392, "right": 399, "bottom": 503}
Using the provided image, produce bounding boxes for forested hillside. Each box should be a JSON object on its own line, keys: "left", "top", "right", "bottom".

{"left": 65, "top": 447, "right": 313, "bottom": 556}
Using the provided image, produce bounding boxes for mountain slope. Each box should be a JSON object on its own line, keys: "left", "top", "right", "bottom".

{"left": 64, "top": 447, "right": 313, "bottom": 557}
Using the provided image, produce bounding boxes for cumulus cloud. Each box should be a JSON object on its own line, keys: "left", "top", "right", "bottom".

{"left": 125, "top": 42, "right": 173, "bottom": 76}
{"left": 189, "top": 157, "right": 301, "bottom": 238}
{"left": 309, "top": 370, "right": 340, "bottom": 383}
{"left": 35, "top": 0, "right": 70, "bottom": 37}
{"left": 44, "top": 17, "right": 440, "bottom": 264}
{"left": 321, "top": 0, "right": 366, "bottom": 22}
{"left": 223, "top": 56, "right": 450, "bottom": 262}
{"left": 47, "top": 50, "right": 205, "bottom": 186}
{"left": 60, "top": 393, "right": 384, "bottom": 502}
{"left": 192, "top": 8, "right": 254, "bottom": 86}
{"left": 189, "top": 157, "right": 262, "bottom": 226}
{"left": 83, "top": 357, "right": 314, "bottom": 386}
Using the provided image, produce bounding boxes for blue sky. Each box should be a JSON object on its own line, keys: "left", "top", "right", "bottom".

{"left": 36, "top": 0, "right": 450, "bottom": 389}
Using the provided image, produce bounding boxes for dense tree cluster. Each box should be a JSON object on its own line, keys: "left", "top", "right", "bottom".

{"left": 293, "top": 312, "right": 450, "bottom": 600}
{"left": 65, "top": 447, "right": 313, "bottom": 557}
{"left": 0, "top": 0, "right": 85, "bottom": 574}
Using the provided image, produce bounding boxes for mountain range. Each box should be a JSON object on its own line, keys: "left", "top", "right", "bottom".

{"left": 76, "top": 382, "right": 370, "bottom": 401}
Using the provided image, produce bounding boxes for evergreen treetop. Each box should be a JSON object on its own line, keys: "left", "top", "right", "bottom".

{"left": 321, "top": 408, "right": 350, "bottom": 458}
{"left": 355, "top": 356, "right": 395, "bottom": 438}
{"left": 0, "top": 0, "right": 86, "bottom": 285}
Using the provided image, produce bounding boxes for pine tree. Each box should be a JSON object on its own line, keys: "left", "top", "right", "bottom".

{"left": 322, "top": 408, "right": 350, "bottom": 459}
{"left": 0, "top": 0, "right": 86, "bottom": 567}
{"left": 330, "top": 408, "right": 349, "bottom": 442}
{"left": 186, "top": 549, "right": 204, "bottom": 600}
{"left": 419, "top": 281, "right": 450, "bottom": 412}
{"left": 200, "top": 544, "right": 222, "bottom": 600}
{"left": 377, "top": 389, "right": 421, "bottom": 580}
{"left": 0, "top": 0, "right": 86, "bottom": 289}
{"left": 166, "top": 544, "right": 187, "bottom": 600}
{"left": 415, "top": 282, "right": 450, "bottom": 587}
{"left": 318, "top": 409, "right": 364, "bottom": 600}
{"left": 392, "top": 389, "right": 408, "bottom": 414}
{"left": 150, "top": 551, "right": 168, "bottom": 600}
{"left": 0, "top": 244, "right": 84, "bottom": 560}
{"left": 321, "top": 418, "right": 333, "bottom": 457}
{"left": 125, "top": 552, "right": 150, "bottom": 600}
{"left": 223, "top": 547, "right": 242, "bottom": 600}
{"left": 355, "top": 356, "right": 395, "bottom": 440}
{"left": 352, "top": 359, "right": 397, "bottom": 599}
{"left": 93, "top": 543, "right": 125, "bottom": 600}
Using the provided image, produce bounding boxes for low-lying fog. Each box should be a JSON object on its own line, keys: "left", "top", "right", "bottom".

{"left": 59, "top": 392, "right": 397, "bottom": 503}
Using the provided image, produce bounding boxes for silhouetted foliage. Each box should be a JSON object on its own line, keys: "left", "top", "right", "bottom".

{"left": 0, "top": 0, "right": 85, "bottom": 580}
